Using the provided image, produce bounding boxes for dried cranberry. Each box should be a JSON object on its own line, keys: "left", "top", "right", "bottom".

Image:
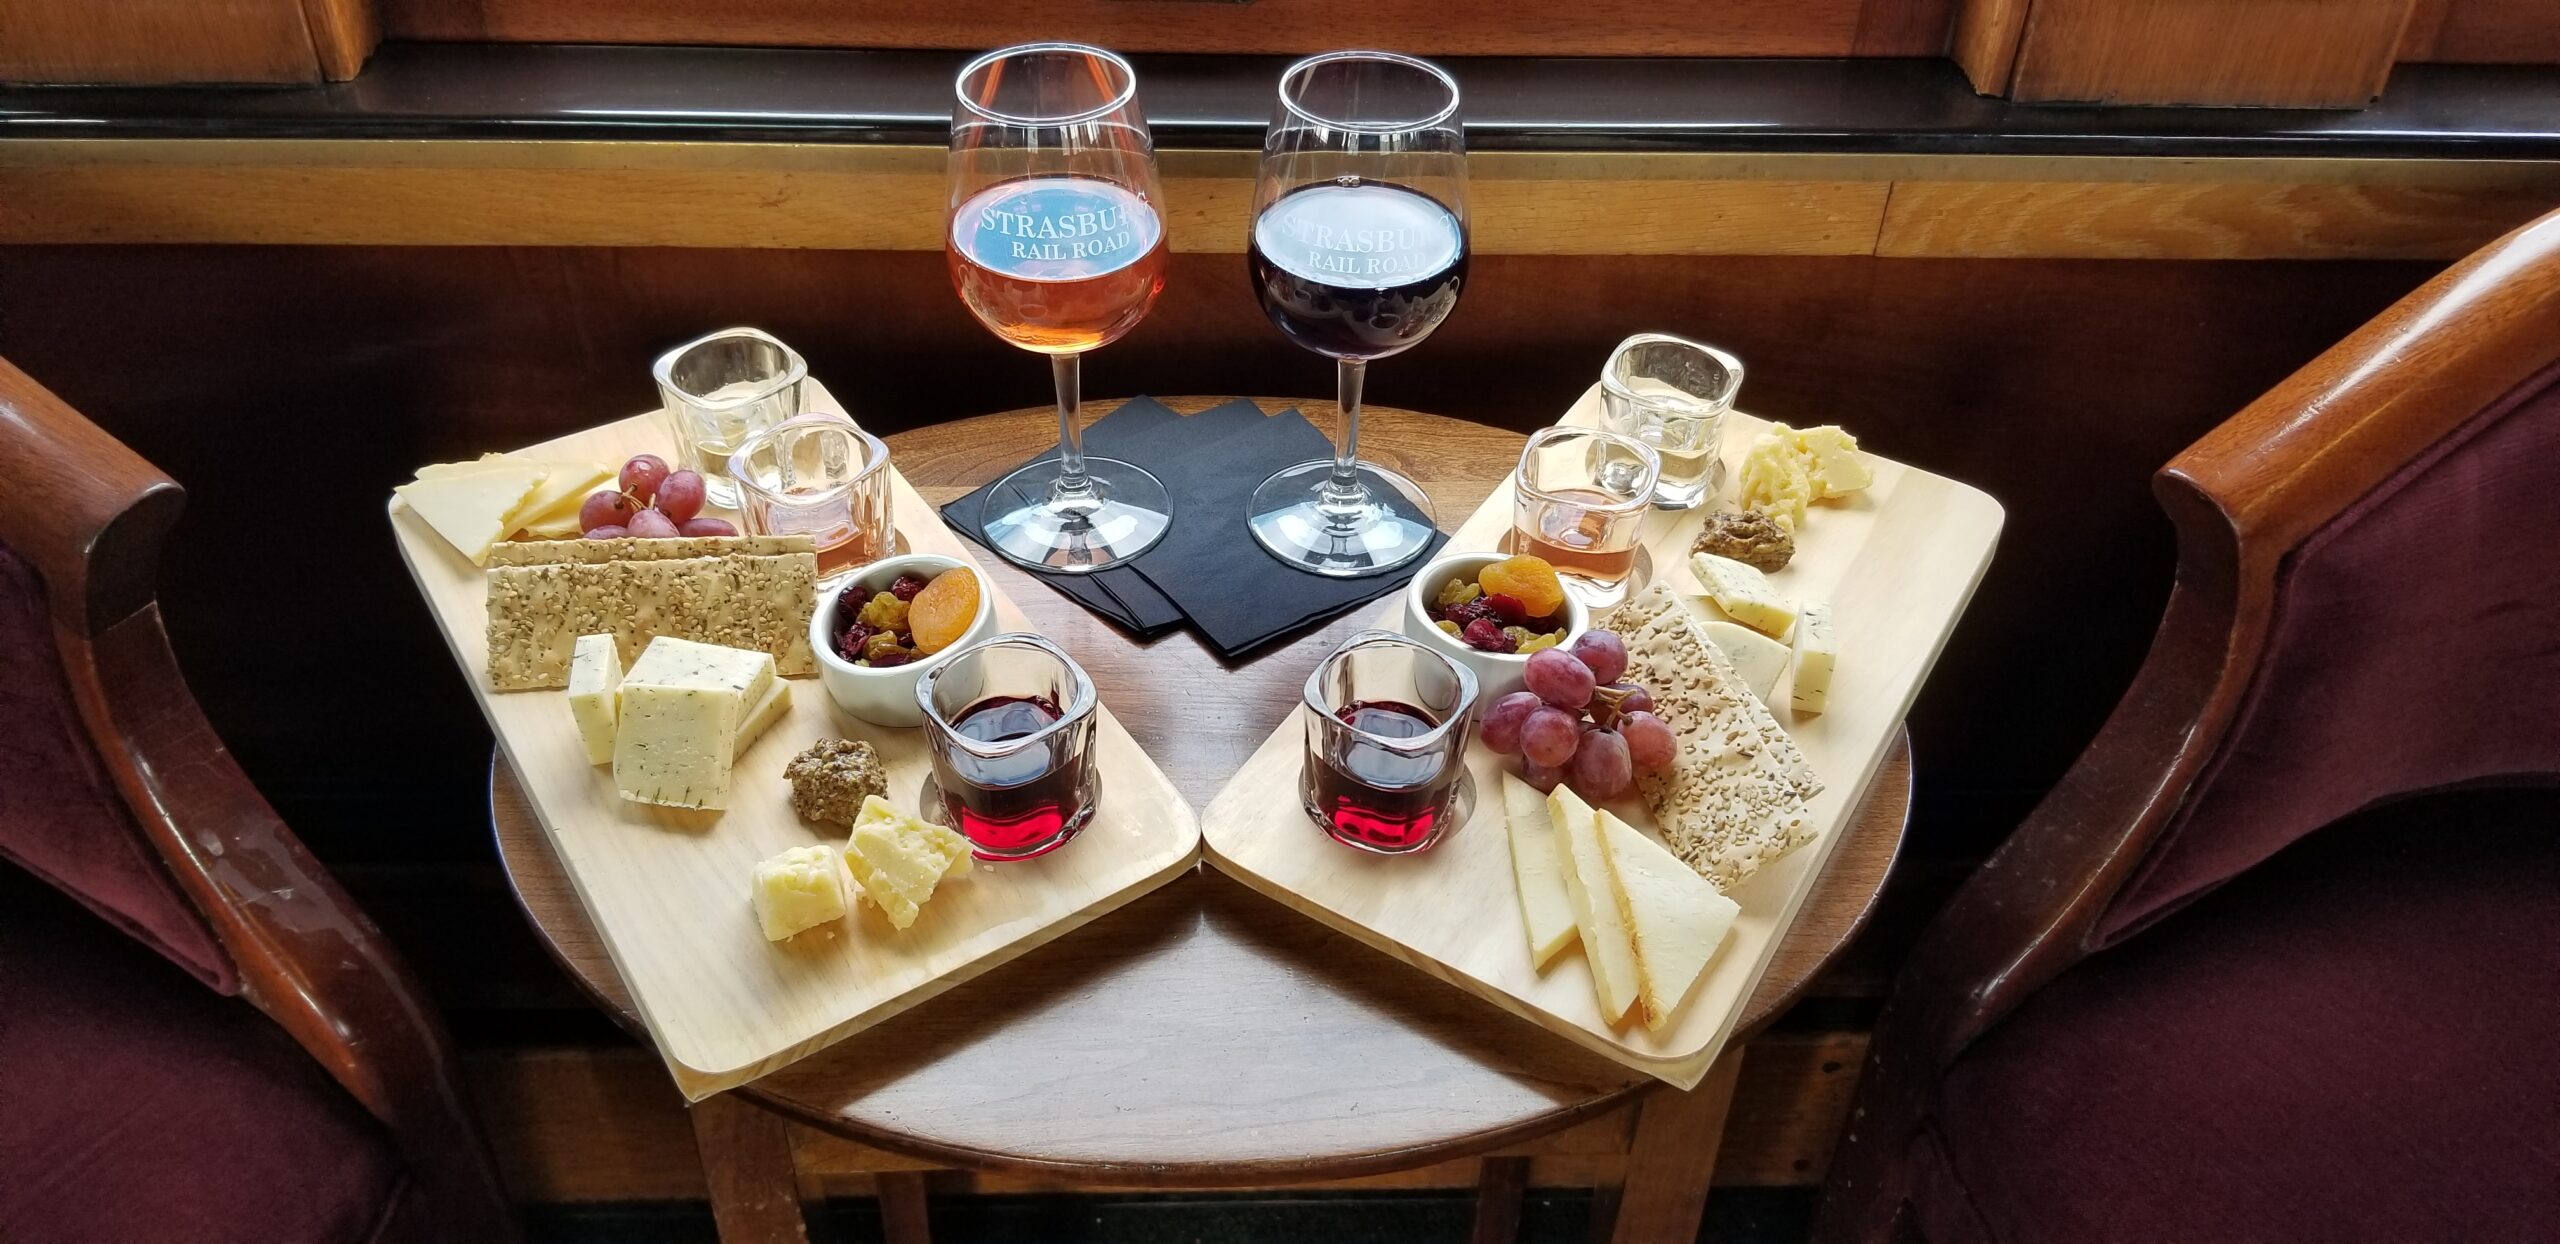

{"left": 834, "top": 623, "right": 876, "bottom": 663}
{"left": 867, "top": 649, "right": 914, "bottom": 668}
{"left": 888, "top": 574, "right": 931, "bottom": 601}
{"left": 1481, "top": 593, "right": 1528, "bottom": 624}
{"left": 1461, "top": 617, "right": 1516, "bottom": 653}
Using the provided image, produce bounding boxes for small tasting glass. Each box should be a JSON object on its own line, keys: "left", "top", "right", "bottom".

{"left": 1300, "top": 629, "right": 1478, "bottom": 855}
{"left": 1597, "top": 333, "right": 1742, "bottom": 510}
{"left": 1511, "top": 426, "right": 1660, "bottom": 608}
{"left": 727, "top": 415, "right": 892, "bottom": 588}
{"left": 915, "top": 633, "right": 1101, "bottom": 862}
{"left": 654, "top": 327, "right": 809, "bottom": 509}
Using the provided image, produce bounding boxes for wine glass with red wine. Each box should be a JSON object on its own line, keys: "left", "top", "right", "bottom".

{"left": 948, "top": 43, "right": 1172, "bottom": 573}
{"left": 1244, "top": 51, "right": 1469, "bottom": 578}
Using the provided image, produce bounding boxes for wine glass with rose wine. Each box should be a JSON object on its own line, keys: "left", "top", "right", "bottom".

{"left": 1244, "top": 51, "right": 1468, "bottom": 577}
{"left": 948, "top": 42, "right": 1172, "bottom": 572}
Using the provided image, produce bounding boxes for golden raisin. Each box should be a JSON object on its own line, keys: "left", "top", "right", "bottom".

{"left": 1477, "top": 555, "right": 1566, "bottom": 619}
{"left": 909, "top": 568, "right": 981, "bottom": 655}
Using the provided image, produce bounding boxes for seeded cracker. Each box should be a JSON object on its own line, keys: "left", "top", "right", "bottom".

{"left": 1608, "top": 581, "right": 1822, "bottom": 890}
{"left": 485, "top": 537, "right": 818, "bottom": 690}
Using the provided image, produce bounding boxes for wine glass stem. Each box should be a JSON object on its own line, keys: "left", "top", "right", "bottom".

{"left": 1327, "top": 357, "right": 1369, "bottom": 507}
{"left": 1051, "top": 351, "right": 1094, "bottom": 500}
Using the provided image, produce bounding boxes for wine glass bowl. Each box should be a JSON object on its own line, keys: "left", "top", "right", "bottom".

{"left": 948, "top": 43, "right": 1173, "bottom": 573}
{"left": 1245, "top": 51, "right": 1469, "bottom": 578}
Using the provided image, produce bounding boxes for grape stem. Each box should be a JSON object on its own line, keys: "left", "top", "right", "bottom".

{"left": 1586, "top": 684, "right": 1637, "bottom": 729}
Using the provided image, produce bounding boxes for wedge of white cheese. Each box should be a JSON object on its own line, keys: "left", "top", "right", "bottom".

{"left": 394, "top": 461, "right": 549, "bottom": 566}
{"left": 1690, "top": 552, "right": 1798, "bottom": 640}
{"left": 1501, "top": 772, "right": 1579, "bottom": 969}
{"left": 1791, "top": 601, "right": 1836, "bottom": 715}
{"left": 1597, "top": 808, "right": 1741, "bottom": 1031}
{"left": 566, "top": 633, "right": 622, "bottom": 766}
{"left": 1549, "top": 783, "right": 1641, "bottom": 1027}
{"left": 1699, "top": 618, "right": 1790, "bottom": 705}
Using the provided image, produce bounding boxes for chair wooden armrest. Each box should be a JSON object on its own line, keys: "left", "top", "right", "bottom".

{"left": 1817, "top": 207, "right": 2560, "bottom": 1243}
{"left": 0, "top": 356, "right": 516, "bottom": 1239}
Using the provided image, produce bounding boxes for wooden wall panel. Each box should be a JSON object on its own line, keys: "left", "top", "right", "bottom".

{"left": 1880, "top": 179, "right": 2560, "bottom": 259}
{"left": 7, "top": 142, "right": 2555, "bottom": 262}
{"left": 2400, "top": 0, "right": 2560, "bottom": 63}
{"left": 380, "top": 0, "right": 1950, "bottom": 57}
{"left": 0, "top": 245, "right": 2437, "bottom": 868}
{"left": 0, "top": 0, "right": 374, "bottom": 84}
{"left": 1955, "top": 0, "right": 2422, "bottom": 104}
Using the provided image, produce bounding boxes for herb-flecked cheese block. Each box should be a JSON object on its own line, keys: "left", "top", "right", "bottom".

{"left": 484, "top": 548, "right": 817, "bottom": 691}
{"left": 1608, "top": 581, "right": 1822, "bottom": 891}
{"left": 613, "top": 680, "right": 746, "bottom": 810}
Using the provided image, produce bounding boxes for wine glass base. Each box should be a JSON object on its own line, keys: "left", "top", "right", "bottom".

{"left": 1247, "top": 459, "right": 1438, "bottom": 578}
{"left": 981, "top": 456, "right": 1171, "bottom": 574}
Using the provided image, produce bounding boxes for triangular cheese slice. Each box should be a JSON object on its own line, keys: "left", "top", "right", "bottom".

{"left": 1501, "top": 773, "right": 1579, "bottom": 969}
{"left": 1549, "top": 784, "right": 1639, "bottom": 1026}
{"left": 503, "top": 460, "right": 613, "bottom": 535}
{"left": 1597, "top": 809, "right": 1741, "bottom": 1032}
{"left": 412, "top": 453, "right": 515, "bottom": 480}
{"left": 395, "top": 462, "right": 548, "bottom": 566}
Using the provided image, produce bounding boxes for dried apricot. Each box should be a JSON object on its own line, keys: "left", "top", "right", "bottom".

{"left": 1477, "top": 555, "right": 1566, "bottom": 619}
{"left": 909, "top": 567, "right": 981, "bottom": 655}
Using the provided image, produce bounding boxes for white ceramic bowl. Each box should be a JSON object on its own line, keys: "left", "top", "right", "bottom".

{"left": 810, "top": 553, "right": 999, "bottom": 728}
{"left": 1400, "top": 551, "right": 1591, "bottom": 713}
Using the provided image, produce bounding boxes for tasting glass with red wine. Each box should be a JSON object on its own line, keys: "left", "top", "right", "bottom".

{"left": 949, "top": 43, "right": 1172, "bottom": 573}
{"left": 1245, "top": 51, "right": 1469, "bottom": 577}
{"left": 1300, "top": 629, "right": 1478, "bottom": 854}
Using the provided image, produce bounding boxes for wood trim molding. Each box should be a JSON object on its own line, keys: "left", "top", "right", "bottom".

{"left": 2, "top": 140, "right": 2555, "bottom": 259}
{"left": 0, "top": 0, "right": 377, "bottom": 85}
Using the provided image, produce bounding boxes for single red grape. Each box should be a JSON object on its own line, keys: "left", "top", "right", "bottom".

{"left": 1520, "top": 706, "right": 1582, "bottom": 768}
{"left": 619, "top": 454, "right": 671, "bottom": 502}
{"left": 654, "top": 470, "right": 707, "bottom": 522}
{"left": 1620, "top": 711, "right": 1677, "bottom": 771}
{"left": 676, "top": 516, "right": 738, "bottom": 537}
{"left": 578, "top": 489, "right": 637, "bottom": 534}
{"left": 1567, "top": 630, "right": 1630, "bottom": 685}
{"left": 1569, "top": 728, "right": 1635, "bottom": 801}
{"left": 1524, "top": 647, "right": 1596, "bottom": 710}
{"left": 1479, "top": 691, "right": 1543, "bottom": 754}
{"left": 627, "top": 508, "right": 681, "bottom": 539}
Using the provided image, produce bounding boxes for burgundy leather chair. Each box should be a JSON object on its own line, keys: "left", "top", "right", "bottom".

{"left": 0, "top": 358, "right": 516, "bottom": 1243}
{"left": 1812, "top": 211, "right": 2560, "bottom": 1242}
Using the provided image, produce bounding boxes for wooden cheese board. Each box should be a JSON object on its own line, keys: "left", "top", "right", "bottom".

{"left": 391, "top": 382, "right": 1201, "bottom": 1101}
{"left": 1200, "top": 384, "right": 2001, "bottom": 1087}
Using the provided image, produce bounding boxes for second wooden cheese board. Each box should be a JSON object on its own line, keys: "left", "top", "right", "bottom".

{"left": 1201, "top": 384, "right": 2001, "bottom": 1087}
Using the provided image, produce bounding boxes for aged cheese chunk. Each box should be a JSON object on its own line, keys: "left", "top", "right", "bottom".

{"left": 734, "top": 678, "right": 791, "bottom": 754}
{"left": 395, "top": 462, "right": 550, "bottom": 565}
{"left": 1690, "top": 552, "right": 1798, "bottom": 640}
{"left": 1610, "top": 583, "right": 1822, "bottom": 890}
{"left": 845, "top": 796, "right": 972, "bottom": 930}
{"left": 566, "top": 633, "right": 622, "bottom": 766}
{"left": 1699, "top": 618, "right": 1790, "bottom": 704}
{"left": 612, "top": 681, "right": 744, "bottom": 809}
{"left": 484, "top": 546, "right": 817, "bottom": 691}
{"left": 1735, "top": 433, "right": 1815, "bottom": 532}
{"left": 1597, "top": 808, "right": 1741, "bottom": 1032}
{"left": 1791, "top": 601, "right": 1835, "bottom": 716}
{"left": 1786, "top": 426, "right": 1872, "bottom": 497}
{"left": 750, "top": 844, "right": 854, "bottom": 941}
{"left": 1548, "top": 784, "right": 1641, "bottom": 1027}
{"left": 1501, "top": 772, "right": 1580, "bottom": 969}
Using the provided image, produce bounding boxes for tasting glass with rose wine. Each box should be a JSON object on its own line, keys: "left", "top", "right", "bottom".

{"left": 1245, "top": 51, "right": 1469, "bottom": 577}
{"left": 949, "top": 43, "right": 1172, "bottom": 573}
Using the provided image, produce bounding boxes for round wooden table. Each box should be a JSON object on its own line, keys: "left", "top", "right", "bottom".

{"left": 491, "top": 397, "right": 1910, "bottom": 1243}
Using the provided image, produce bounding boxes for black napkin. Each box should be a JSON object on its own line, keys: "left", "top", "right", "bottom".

{"left": 940, "top": 397, "right": 1263, "bottom": 634}
{"left": 1127, "top": 407, "right": 1446, "bottom": 658}
{"left": 942, "top": 397, "right": 1446, "bottom": 659}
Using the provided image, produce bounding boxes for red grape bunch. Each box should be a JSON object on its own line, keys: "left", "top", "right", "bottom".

{"left": 1478, "top": 629, "right": 1678, "bottom": 802}
{"left": 578, "top": 454, "right": 738, "bottom": 539}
